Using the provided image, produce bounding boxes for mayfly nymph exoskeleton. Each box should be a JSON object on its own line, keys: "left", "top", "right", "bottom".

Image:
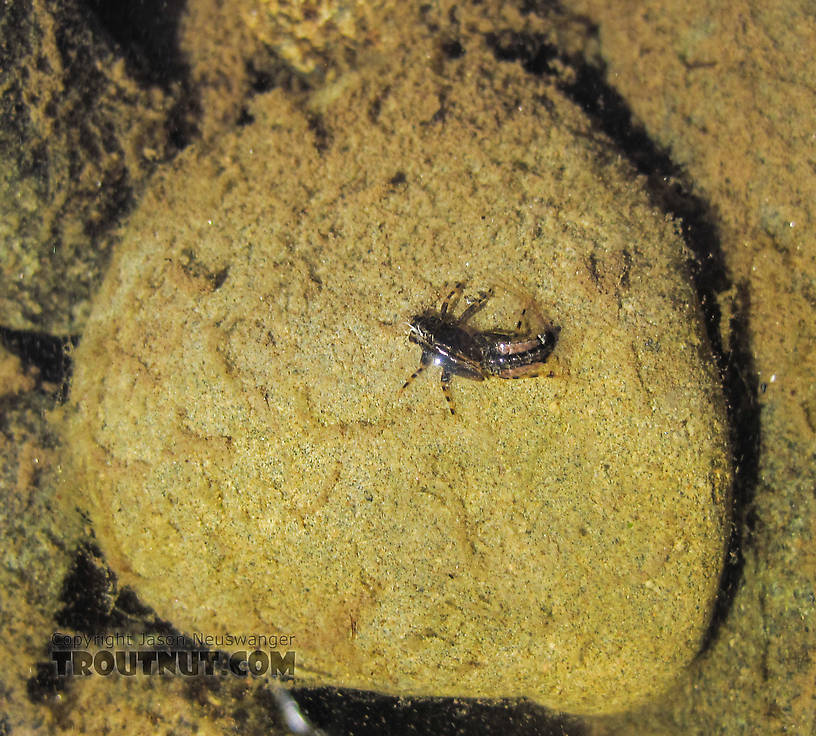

{"left": 400, "top": 282, "right": 560, "bottom": 415}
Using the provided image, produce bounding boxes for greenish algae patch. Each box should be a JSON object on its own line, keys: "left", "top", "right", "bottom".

{"left": 65, "top": 33, "right": 730, "bottom": 715}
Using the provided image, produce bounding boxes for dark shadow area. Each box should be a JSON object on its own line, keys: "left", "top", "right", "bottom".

{"left": 28, "top": 543, "right": 181, "bottom": 703}
{"left": 80, "top": 0, "right": 188, "bottom": 89}
{"left": 55, "top": 543, "right": 179, "bottom": 635}
{"left": 26, "top": 659, "right": 70, "bottom": 704}
{"left": 702, "top": 282, "right": 760, "bottom": 652}
{"left": 79, "top": 0, "right": 199, "bottom": 148}
{"left": 485, "top": 25, "right": 761, "bottom": 654}
{"left": 0, "top": 327, "right": 78, "bottom": 402}
{"left": 283, "top": 687, "right": 586, "bottom": 736}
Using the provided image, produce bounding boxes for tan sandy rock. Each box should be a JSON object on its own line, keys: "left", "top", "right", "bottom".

{"left": 66, "top": 30, "right": 730, "bottom": 715}
{"left": 242, "top": 0, "right": 390, "bottom": 78}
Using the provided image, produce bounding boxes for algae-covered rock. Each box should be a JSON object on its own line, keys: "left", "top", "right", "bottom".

{"left": 66, "top": 33, "right": 730, "bottom": 715}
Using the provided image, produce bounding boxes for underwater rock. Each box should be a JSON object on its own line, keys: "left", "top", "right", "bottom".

{"left": 66, "top": 32, "right": 730, "bottom": 715}
{"left": 0, "top": 0, "right": 174, "bottom": 334}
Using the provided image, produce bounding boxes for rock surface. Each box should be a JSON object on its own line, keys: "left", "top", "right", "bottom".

{"left": 564, "top": 0, "right": 816, "bottom": 731}
{"left": 0, "top": 0, "right": 176, "bottom": 334}
{"left": 66, "top": 30, "right": 730, "bottom": 715}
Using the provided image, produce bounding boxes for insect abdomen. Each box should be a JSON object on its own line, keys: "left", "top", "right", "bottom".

{"left": 481, "top": 330, "right": 559, "bottom": 379}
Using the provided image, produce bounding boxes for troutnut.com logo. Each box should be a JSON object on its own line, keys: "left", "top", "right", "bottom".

{"left": 50, "top": 632, "right": 296, "bottom": 679}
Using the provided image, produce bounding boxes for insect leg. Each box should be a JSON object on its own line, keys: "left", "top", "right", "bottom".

{"left": 440, "top": 283, "right": 465, "bottom": 316}
{"left": 399, "top": 362, "right": 427, "bottom": 393}
{"left": 458, "top": 288, "right": 494, "bottom": 324}
{"left": 440, "top": 370, "right": 456, "bottom": 415}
